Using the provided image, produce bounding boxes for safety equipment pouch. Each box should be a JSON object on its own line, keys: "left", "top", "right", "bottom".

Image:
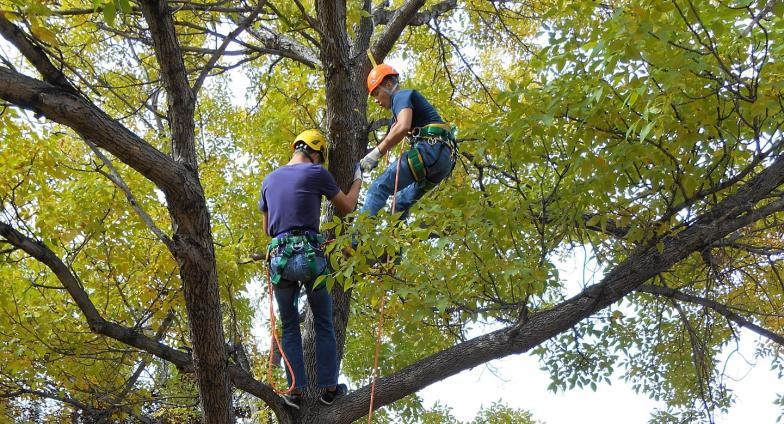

{"left": 406, "top": 148, "right": 428, "bottom": 182}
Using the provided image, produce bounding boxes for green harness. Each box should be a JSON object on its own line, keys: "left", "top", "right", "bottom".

{"left": 406, "top": 123, "right": 457, "bottom": 189}
{"left": 266, "top": 232, "right": 326, "bottom": 284}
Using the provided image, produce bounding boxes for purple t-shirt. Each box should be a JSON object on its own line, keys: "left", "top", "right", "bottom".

{"left": 258, "top": 163, "right": 340, "bottom": 237}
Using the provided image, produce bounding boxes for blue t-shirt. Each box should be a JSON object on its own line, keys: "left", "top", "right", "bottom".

{"left": 391, "top": 89, "right": 443, "bottom": 129}
{"left": 258, "top": 163, "right": 340, "bottom": 237}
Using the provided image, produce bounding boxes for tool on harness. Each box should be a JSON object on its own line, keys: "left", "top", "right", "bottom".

{"left": 405, "top": 123, "right": 458, "bottom": 185}
{"left": 266, "top": 231, "right": 327, "bottom": 285}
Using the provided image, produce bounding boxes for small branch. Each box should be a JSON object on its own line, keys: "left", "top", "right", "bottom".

{"left": 741, "top": 0, "right": 780, "bottom": 36}
{"left": 0, "top": 15, "right": 78, "bottom": 93}
{"left": 638, "top": 284, "right": 784, "bottom": 346}
{"left": 85, "top": 139, "right": 175, "bottom": 252}
{"left": 192, "top": 0, "right": 268, "bottom": 95}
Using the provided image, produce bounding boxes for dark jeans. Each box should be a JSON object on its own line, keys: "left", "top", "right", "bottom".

{"left": 271, "top": 249, "right": 337, "bottom": 389}
{"left": 360, "top": 140, "right": 454, "bottom": 218}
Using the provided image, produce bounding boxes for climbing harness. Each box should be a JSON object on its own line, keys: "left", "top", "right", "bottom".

{"left": 266, "top": 230, "right": 327, "bottom": 285}
{"left": 404, "top": 122, "right": 458, "bottom": 193}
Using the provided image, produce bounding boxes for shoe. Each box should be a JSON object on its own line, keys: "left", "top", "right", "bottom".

{"left": 282, "top": 393, "right": 302, "bottom": 410}
{"left": 319, "top": 383, "right": 347, "bottom": 405}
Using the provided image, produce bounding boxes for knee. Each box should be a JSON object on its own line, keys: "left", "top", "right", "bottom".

{"left": 280, "top": 314, "right": 301, "bottom": 332}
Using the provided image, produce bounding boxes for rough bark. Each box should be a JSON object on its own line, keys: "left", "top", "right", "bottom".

{"left": 138, "top": 1, "right": 232, "bottom": 421}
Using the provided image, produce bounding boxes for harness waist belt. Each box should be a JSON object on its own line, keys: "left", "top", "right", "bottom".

{"left": 412, "top": 123, "right": 453, "bottom": 140}
{"left": 266, "top": 231, "right": 326, "bottom": 284}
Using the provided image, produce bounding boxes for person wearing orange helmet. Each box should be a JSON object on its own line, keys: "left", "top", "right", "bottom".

{"left": 258, "top": 129, "right": 361, "bottom": 409}
{"left": 359, "top": 64, "right": 456, "bottom": 218}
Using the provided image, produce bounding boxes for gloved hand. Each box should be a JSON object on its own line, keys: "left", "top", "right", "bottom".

{"left": 359, "top": 147, "right": 382, "bottom": 172}
{"left": 353, "top": 162, "right": 362, "bottom": 182}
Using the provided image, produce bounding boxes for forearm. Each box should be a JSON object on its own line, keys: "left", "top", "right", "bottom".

{"left": 345, "top": 180, "right": 362, "bottom": 215}
{"left": 377, "top": 124, "right": 409, "bottom": 155}
{"left": 333, "top": 179, "right": 362, "bottom": 217}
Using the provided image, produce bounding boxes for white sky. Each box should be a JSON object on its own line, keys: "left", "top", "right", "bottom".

{"left": 418, "top": 247, "right": 782, "bottom": 423}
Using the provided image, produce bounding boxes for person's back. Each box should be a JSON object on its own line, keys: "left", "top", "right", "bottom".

{"left": 261, "top": 163, "right": 339, "bottom": 237}
{"left": 258, "top": 129, "right": 361, "bottom": 409}
{"left": 391, "top": 89, "right": 443, "bottom": 129}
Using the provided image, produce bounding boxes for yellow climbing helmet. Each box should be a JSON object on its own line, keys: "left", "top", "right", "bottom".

{"left": 292, "top": 129, "right": 328, "bottom": 156}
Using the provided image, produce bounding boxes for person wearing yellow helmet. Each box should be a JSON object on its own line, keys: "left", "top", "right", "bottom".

{"left": 360, "top": 64, "right": 456, "bottom": 218}
{"left": 291, "top": 128, "right": 329, "bottom": 163}
{"left": 258, "top": 129, "right": 361, "bottom": 409}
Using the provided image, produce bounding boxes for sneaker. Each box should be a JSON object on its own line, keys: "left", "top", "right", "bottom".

{"left": 282, "top": 393, "right": 302, "bottom": 410}
{"left": 319, "top": 383, "right": 347, "bottom": 405}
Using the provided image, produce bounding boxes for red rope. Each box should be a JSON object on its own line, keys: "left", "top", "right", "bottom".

{"left": 266, "top": 265, "right": 297, "bottom": 395}
{"left": 368, "top": 142, "right": 404, "bottom": 423}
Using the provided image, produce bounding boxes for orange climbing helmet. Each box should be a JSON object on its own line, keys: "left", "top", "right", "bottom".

{"left": 367, "top": 64, "right": 399, "bottom": 94}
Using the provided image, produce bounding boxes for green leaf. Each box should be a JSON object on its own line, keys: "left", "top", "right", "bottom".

{"left": 639, "top": 121, "right": 654, "bottom": 142}
{"left": 103, "top": 1, "right": 117, "bottom": 26}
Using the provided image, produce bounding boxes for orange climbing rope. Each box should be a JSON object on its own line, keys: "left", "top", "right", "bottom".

{"left": 265, "top": 264, "right": 297, "bottom": 395}
{"left": 368, "top": 142, "right": 405, "bottom": 423}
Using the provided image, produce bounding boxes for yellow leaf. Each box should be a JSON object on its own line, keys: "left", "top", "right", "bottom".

{"left": 30, "top": 21, "right": 58, "bottom": 47}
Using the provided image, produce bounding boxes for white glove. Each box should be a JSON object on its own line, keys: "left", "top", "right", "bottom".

{"left": 359, "top": 147, "right": 382, "bottom": 172}
{"left": 353, "top": 163, "right": 362, "bottom": 182}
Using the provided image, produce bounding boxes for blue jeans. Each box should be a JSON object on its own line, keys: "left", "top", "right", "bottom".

{"left": 361, "top": 141, "right": 454, "bottom": 218}
{"left": 271, "top": 250, "right": 337, "bottom": 389}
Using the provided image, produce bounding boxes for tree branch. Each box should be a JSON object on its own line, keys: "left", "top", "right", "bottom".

{"left": 372, "top": 0, "right": 457, "bottom": 27}
{"left": 0, "top": 15, "right": 78, "bottom": 92}
{"left": 323, "top": 153, "right": 784, "bottom": 422}
{"left": 192, "top": 0, "right": 268, "bottom": 95}
{"left": 85, "top": 139, "right": 175, "bottom": 252}
{"left": 0, "top": 220, "right": 192, "bottom": 369}
{"left": 245, "top": 26, "right": 320, "bottom": 67}
{"left": 0, "top": 220, "right": 283, "bottom": 409}
{"left": 741, "top": 0, "right": 780, "bottom": 36}
{"left": 371, "top": 0, "right": 426, "bottom": 64}
{"left": 0, "top": 67, "right": 186, "bottom": 197}
{"left": 637, "top": 284, "right": 784, "bottom": 346}
{"left": 350, "top": 0, "right": 374, "bottom": 59}
{"left": 139, "top": 0, "right": 197, "bottom": 167}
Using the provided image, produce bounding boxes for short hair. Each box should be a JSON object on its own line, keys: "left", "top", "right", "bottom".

{"left": 294, "top": 142, "right": 324, "bottom": 162}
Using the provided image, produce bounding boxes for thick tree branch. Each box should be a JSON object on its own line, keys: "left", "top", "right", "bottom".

{"left": 0, "top": 220, "right": 283, "bottom": 409}
{"left": 0, "top": 67, "right": 186, "bottom": 197}
{"left": 324, "top": 153, "right": 784, "bottom": 422}
{"left": 316, "top": 0, "right": 350, "bottom": 71}
{"left": 372, "top": 0, "right": 457, "bottom": 27}
{"left": 350, "top": 0, "right": 374, "bottom": 59}
{"left": 371, "top": 0, "right": 426, "bottom": 64}
{"left": 0, "top": 220, "right": 192, "bottom": 369}
{"left": 637, "top": 284, "right": 784, "bottom": 346}
{"left": 0, "top": 15, "right": 78, "bottom": 92}
{"left": 245, "top": 26, "right": 320, "bottom": 67}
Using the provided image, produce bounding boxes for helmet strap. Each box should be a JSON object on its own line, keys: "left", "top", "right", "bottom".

{"left": 381, "top": 82, "right": 399, "bottom": 97}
